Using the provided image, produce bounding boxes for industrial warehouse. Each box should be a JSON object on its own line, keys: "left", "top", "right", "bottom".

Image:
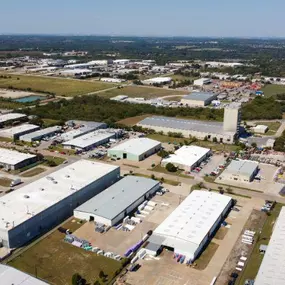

{"left": 108, "top": 138, "right": 161, "bottom": 161}
{"left": 0, "top": 113, "right": 27, "bottom": 127}
{"left": 254, "top": 207, "right": 285, "bottom": 285}
{"left": 161, "top": 145, "right": 211, "bottom": 171}
{"left": 0, "top": 148, "right": 37, "bottom": 170}
{"left": 62, "top": 129, "right": 122, "bottom": 151}
{"left": 74, "top": 176, "right": 160, "bottom": 226}
{"left": 148, "top": 190, "right": 232, "bottom": 261}
{"left": 0, "top": 160, "right": 120, "bottom": 248}
{"left": 61, "top": 120, "right": 107, "bottom": 141}
{"left": 181, "top": 92, "right": 217, "bottom": 106}
{"left": 19, "top": 126, "right": 61, "bottom": 142}
{"left": 137, "top": 105, "right": 241, "bottom": 144}
{"left": 0, "top": 124, "right": 40, "bottom": 140}
{"left": 218, "top": 159, "right": 259, "bottom": 182}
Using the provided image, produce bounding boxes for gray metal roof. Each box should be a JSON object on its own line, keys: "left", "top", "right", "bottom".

{"left": 225, "top": 159, "right": 258, "bottom": 176}
{"left": 19, "top": 126, "right": 61, "bottom": 141}
{"left": 138, "top": 116, "right": 234, "bottom": 136}
{"left": 183, "top": 92, "right": 217, "bottom": 102}
{"left": 75, "top": 176, "right": 159, "bottom": 220}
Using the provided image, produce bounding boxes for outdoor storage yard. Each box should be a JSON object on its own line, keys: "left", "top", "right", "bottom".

{"left": 7, "top": 219, "right": 122, "bottom": 285}
{"left": 0, "top": 74, "right": 114, "bottom": 97}
{"left": 73, "top": 191, "right": 180, "bottom": 256}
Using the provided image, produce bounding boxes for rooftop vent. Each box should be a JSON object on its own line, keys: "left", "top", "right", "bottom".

{"left": 40, "top": 188, "right": 44, "bottom": 191}
{"left": 24, "top": 195, "right": 30, "bottom": 199}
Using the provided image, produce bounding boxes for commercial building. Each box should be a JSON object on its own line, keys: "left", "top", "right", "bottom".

{"left": 61, "top": 120, "right": 107, "bottom": 141}
{"left": 0, "top": 124, "right": 40, "bottom": 140}
{"left": 19, "top": 126, "right": 61, "bottom": 142}
{"left": 0, "top": 264, "right": 48, "bottom": 285}
{"left": 149, "top": 190, "right": 232, "bottom": 261}
{"left": 0, "top": 113, "right": 27, "bottom": 127}
{"left": 181, "top": 92, "right": 217, "bottom": 106}
{"left": 74, "top": 176, "right": 160, "bottom": 226}
{"left": 142, "top": 77, "right": 172, "bottom": 85}
{"left": 161, "top": 146, "right": 211, "bottom": 171}
{"left": 100, "top": 78, "right": 125, "bottom": 83}
{"left": 254, "top": 206, "right": 285, "bottom": 285}
{"left": 108, "top": 138, "right": 161, "bottom": 161}
{"left": 0, "top": 160, "right": 120, "bottom": 248}
{"left": 62, "top": 130, "right": 122, "bottom": 151}
{"left": 193, "top": 78, "right": 212, "bottom": 86}
{"left": 0, "top": 148, "right": 37, "bottom": 170}
{"left": 218, "top": 159, "right": 259, "bottom": 182}
{"left": 252, "top": 125, "right": 269, "bottom": 134}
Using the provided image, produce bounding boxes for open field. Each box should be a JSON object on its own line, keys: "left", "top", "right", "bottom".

{"left": 262, "top": 84, "right": 285, "bottom": 97}
{"left": 0, "top": 177, "right": 12, "bottom": 187}
{"left": 151, "top": 164, "right": 194, "bottom": 179}
{"left": 117, "top": 114, "right": 151, "bottom": 126}
{"left": 256, "top": 121, "right": 281, "bottom": 135}
{"left": 8, "top": 219, "right": 121, "bottom": 285}
{"left": 169, "top": 74, "right": 198, "bottom": 82}
{"left": 98, "top": 85, "right": 188, "bottom": 99}
{"left": 0, "top": 74, "right": 114, "bottom": 97}
{"left": 21, "top": 167, "right": 46, "bottom": 177}
{"left": 237, "top": 203, "right": 284, "bottom": 285}
{"left": 42, "top": 118, "right": 62, "bottom": 127}
{"left": 164, "top": 95, "right": 184, "bottom": 101}
{"left": 132, "top": 172, "right": 180, "bottom": 186}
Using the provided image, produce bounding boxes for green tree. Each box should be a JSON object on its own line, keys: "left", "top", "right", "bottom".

{"left": 165, "top": 163, "right": 177, "bottom": 172}
{"left": 72, "top": 273, "right": 85, "bottom": 285}
{"left": 213, "top": 137, "right": 218, "bottom": 143}
{"left": 251, "top": 142, "right": 257, "bottom": 148}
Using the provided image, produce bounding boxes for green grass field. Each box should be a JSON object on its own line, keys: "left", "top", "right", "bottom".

{"left": 256, "top": 121, "right": 281, "bottom": 135}
{"left": 237, "top": 204, "right": 284, "bottom": 285}
{"left": 21, "top": 167, "right": 46, "bottom": 177}
{"left": 98, "top": 85, "right": 188, "bottom": 99}
{"left": 262, "top": 84, "right": 285, "bottom": 97}
{"left": 43, "top": 155, "right": 66, "bottom": 167}
{"left": 8, "top": 219, "right": 121, "bottom": 285}
{"left": 0, "top": 74, "right": 114, "bottom": 97}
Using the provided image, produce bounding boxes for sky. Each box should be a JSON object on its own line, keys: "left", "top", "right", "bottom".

{"left": 0, "top": 0, "right": 284, "bottom": 37}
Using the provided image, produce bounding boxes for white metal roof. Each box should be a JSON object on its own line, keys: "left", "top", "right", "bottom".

{"left": 0, "top": 113, "right": 26, "bottom": 124}
{"left": 0, "top": 148, "right": 36, "bottom": 166}
{"left": 62, "top": 131, "right": 115, "bottom": 149}
{"left": 0, "top": 264, "right": 48, "bottom": 285}
{"left": 0, "top": 160, "right": 119, "bottom": 231}
{"left": 143, "top": 77, "right": 172, "bottom": 84}
{"left": 255, "top": 207, "right": 285, "bottom": 285}
{"left": 224, "top": 159, "right": 258, "bottom": 177}
{"left": 162, "top": 146, "right": 210, "bottom": 168}
{"left": 19, "top": 126, "right": 61, "bottom": 141}
{"left": 153, "top": 190, "right": 231, "bottom": 256}
{"left": 108, "top": 138, "right": 161, "bottom": 156}
{"left": 0, "top": 124, "right": 39, "bottom": 136}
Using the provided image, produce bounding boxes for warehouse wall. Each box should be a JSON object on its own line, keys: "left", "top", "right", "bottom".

{"left": 137, "top": 124, "right": 235, "bottom": 144}
{"left": 181, "top": 99, "right": 206, "bottom": 107}
{"left": 6, "top": 168, "right": 120, "bottom": 248}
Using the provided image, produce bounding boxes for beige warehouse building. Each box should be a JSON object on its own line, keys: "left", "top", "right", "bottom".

{"left": 181, "top": 92, "right": 217, "bottom": 107}
{"left": 138, "top": 105, "right": 241, "bottom": 144}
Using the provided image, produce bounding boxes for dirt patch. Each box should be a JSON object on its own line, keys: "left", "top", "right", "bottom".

{"left": 214, "top": 227, "right": 229, "bottom": 240}
{"left": 195, "top": 242, "right": 219, "bottom": 270}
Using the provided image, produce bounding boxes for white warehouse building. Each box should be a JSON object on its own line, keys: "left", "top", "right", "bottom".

{"left": 107, "top": 138, "right": 161, "bottom": 161}
{"left": 149, "top": 190, "right": 232, "bottom": 261}
{"left": 0, "top": 160, "right": 120, "bottom": 248}
{"left": 161, "top": 146, "right": 211, "bottom": 171}
{"left": 255, "top": 206, "right": 285, "bottom": 285}
{"left": 0, "top": 148, "right": 38, "bottom": 170}
{"left": 19, "top": 126, "right": 61, "bottom": 142}
{"left": 0, "top": 113, "right": 27, "bottom": 127}
{"left": 74, "top": 176, "right": 160, "bottom": 226}
{"left": 0, "top": 124, "right": 40, "bottom": 140}
{"left": 218, "top": 159, "right": 259, "bottom": 182}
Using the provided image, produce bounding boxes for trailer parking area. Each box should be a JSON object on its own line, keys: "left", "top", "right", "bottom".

{"left": 73, "top": 191, "right": 182, "bottom": 256}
